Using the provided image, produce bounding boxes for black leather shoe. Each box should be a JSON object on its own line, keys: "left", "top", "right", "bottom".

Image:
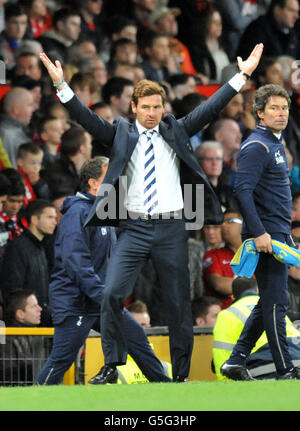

{"left": 88, "top": 364, "right": 118, "bottom": 385}
{"left": 173, "top": 376, "right": 188, "bottom": 383}
{"left": 220, "top": 362, "right": 255, "bottom": 381}
{"left": 276, "top": 367, "right": 300, "bottom": 380}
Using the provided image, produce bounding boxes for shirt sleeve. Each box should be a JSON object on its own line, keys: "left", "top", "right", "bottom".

{"left": 228, "top": 73, "right": 246, "bottom": 92}
{"left": 56, "top": 84, "right": 74, "bottom": 103}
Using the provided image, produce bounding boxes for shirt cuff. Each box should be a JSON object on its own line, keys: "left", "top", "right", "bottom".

{"left": 228, "top": 73, "right": 246, "bottom": 92}
{"left": 56, "top": 84, "right": 74, "bottom": 103}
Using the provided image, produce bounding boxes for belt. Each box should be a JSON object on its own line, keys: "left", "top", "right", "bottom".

{"left": 127, "top": 210, "right": 182, "bottom": 221}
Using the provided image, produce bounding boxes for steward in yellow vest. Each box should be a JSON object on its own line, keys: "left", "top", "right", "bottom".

{"left": 213, "top": 278, "right": 300, "bottom": 380}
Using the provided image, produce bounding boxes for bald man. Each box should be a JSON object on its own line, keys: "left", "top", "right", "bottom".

{"left": 0, "top": 87, "right": 35, "bottom": 167}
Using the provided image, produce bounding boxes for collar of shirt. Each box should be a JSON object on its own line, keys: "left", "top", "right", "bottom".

{"left": 135, "top": 119, "right": 159, "bottom": 136}
{"left": 273, "top": 132, "right": 282, "bottom": 141}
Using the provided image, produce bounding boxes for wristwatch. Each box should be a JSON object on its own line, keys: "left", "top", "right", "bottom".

{"left": 240, "top": 70, "right": 251, "bottom": 80}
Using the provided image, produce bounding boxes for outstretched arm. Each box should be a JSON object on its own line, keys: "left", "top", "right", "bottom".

{"left": 39, "top": 53, "right": 115, "bottom": 143}
{"left": 182, "top": 43, "right": 264, "bottom": 137}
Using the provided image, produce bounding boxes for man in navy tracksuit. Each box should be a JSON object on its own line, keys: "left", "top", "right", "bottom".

{"left": 37, "top": 157, "right": 170, "bottom": 384}
{"left": 221, "top": 84, "right": 300, "bottom": 380}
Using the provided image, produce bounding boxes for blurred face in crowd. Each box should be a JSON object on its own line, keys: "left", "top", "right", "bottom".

{"left": 207, "top": 10, "right": 222, "bottom": 40}
{"left": 113, "top": 84, "right": 134, "bottom": 116}
{"left": 257, "top": 95, "right": 289, "bottom": 133}
{"left": 3, "top": 195, "right": 24, "bottom": 216}
{"left": 83, "top": 0, "right": 103, "bottom": 16}
{"left": 18, "top": 151, "right": 43, "bottom": 183}
{"left": 80, "top": 132, "right": 93, "bottom": 160}
{"left": 41, "top": 118, "right": 64, "bottom": 146}
{"left": 195, "top": 304, "right": 221, "bottom": 327}
{"left": 261, "top": 62, "right": 284, "bottom": 87}
{"left": 93, "top": 105, "right": 114, "bottom": 123}
{"left": 154, "top": 12, "right": 178, "bottom": 37}
{"left": 221, "top": 212, "right": 243, "bottom": 246}
{"left": 289, "top": 226, "right": 300, "bottom": 279}
{"left": 58, "top": 16, "right": 81, "bottom": 42}
{"left": 12, "top": 90, "right": 35, "bottom": 125}
{"left": 16, "top": 294, "right": 42, "bottom": 325}
{"left": 114, "top": 43, "right": 137, "bottom": 65}
{"left": 90, "top": 57, "right": 107, "bottom": 86}
{"left": 133, "top": 66, "right": 145, "bottom": 85}
{"left": 31, "top": 206, "right": 57, "bottom": 237}
{"left": 118, "top": 25, "right": 137, "bottom": 43}
{"left": 215, "top": 120, "right": 241, "bottom": 160}
{"left": 221, "top": 93, "right": 244, "bottom": 121}
{"left": 50, "top": 105, "right": 70, "bottom": 131}
{"left": 292, "top": 197, "right": 300, "bottom": 221}
{"left": 31, "top": 0, "right": 47, "bottom": 18}
{"left": 134, "top": 0, "right": 157, "bottom": 11}
{"left": 274, "top": 0, "right": 299, "bottom": 28}
{"left": 130, "top": 311, "right": 151, "bottom": 328}
{"left": 203, "top": 224, "right": 223, "bottom": 248}
{"left": 15, "top": 55, "right": 42, "bottom": 80}
{"left": 0, "top": 195, "right": 7, "bottom": 212}
{"left": 146, "top": 36, "right": 170, "bottom": 67}
{"left": 131, "top": 94, "right": 164, "bottom": 129}
{"left": 52, "top": 196, "right": 68, "bottom": 224}
{"left": 113, "top": 64, "right": 135, "bottom": 82}
{"left": 6, "top": 14, "right": 28, "bottom": 41}
{"left": 199, "top": 147, "right": 223, "bottom": 179}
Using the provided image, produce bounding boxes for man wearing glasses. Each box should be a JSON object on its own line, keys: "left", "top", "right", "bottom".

{"left": 203, "top": 210, "right": 243, "bottom": 309}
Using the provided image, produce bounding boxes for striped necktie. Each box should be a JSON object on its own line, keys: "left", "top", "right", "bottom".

{"left": 143, "top": 129, "right": 158, "bottom": 214}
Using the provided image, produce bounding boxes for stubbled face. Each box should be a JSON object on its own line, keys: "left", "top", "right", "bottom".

{"left": 131, "top": 94, "right": 164, "bottom": 129}
{"left": 257, "top": 95, "right": 289, "bottom": 133}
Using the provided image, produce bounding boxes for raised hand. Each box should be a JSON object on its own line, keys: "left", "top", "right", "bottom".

{"left": 237, "top": 43, "right": 264, "bottom": 77}
{"left": 39, "top": 52, "right": 65, "bottom": 89}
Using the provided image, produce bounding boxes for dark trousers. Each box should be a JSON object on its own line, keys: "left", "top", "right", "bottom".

{"left": 101, "top": 217, "right": 194, "bottom": 379}
{"left": 229, "top": 232, "right": 294, "bottom": 374}
{"left": 37, "top": 309, "right": 171, "bottom": 385}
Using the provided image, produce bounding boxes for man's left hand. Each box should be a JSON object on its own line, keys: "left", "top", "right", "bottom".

{"left": 237, "top": 43, "right": 264, "bottom": 76}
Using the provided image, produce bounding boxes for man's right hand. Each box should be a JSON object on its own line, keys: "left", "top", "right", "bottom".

{"left": 254, "top": 232, "right": 273, "bottom": 253}
{"left": 39, "top": 52, "right": 66, "bottom": 90}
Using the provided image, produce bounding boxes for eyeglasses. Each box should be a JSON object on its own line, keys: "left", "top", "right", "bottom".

{"left": 223, "top": 218, "right": 243, "bottom": 225}
{"left": 200, "top": 157, "right": 223, "bottom": 162}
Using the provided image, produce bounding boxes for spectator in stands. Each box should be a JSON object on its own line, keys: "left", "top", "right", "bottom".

{"left": 213, "top": 276, "right": 300, "bottom": 380}
{"left": 38, "top": 117, "right": 64, "bottom": 169}
{"left": 141, "top": 31, "right": 175, "bottom": 82}
{"left": 189, "top": 8, "right": 230, "bottom": 83}
{"left": 127, "top": 300, "right": 151, "bottom": 328}
{"left": 42, "top": 100, "right": 70, "bottom": 132}
{"left": 0, "top": 87, "right": 35, "bottom": 168}
{"left": 287, "top": 221, "right": 300, "bottom": 321}
{"left": 17, "top": 143, "right": 49, "bottom": 204}
{"left": 203, "top": 209, "right": 243, "bottom": 309}
{"left": 192, "top": 296, "right": 222, "bottom": 327}
{"left": 20, "top": 0, "right": 53, "bottom": 39}
{"left": 43, "top": 125, "right": 92, "bottom": 197}
{"left": 14, "top": 52, "right": 43, "bottom": 80}
{"left": 220, "top": 93, "right": 244, "bottom": 122}
{"left": 101, "top": 77, "right": 134, "bottom": 120}
{"left": 201, "top": 224, "right": 224, "bottom": 252}
{"left": 11, "top": 75, "right": 43, "bottom": 114}
{"left": 69, "top": 72, "right": 98, "bottom": 107}
{"left": 237, "top": 0, "right": 300, "bottom": 60}
{"left": 0, "top": 199, "right": 57, "bottom": 325}
{"left": 148, "top": 6, "right": 199, "bottom": 77}
{"left": 0, "top": 290, "right": 44, "bottom": 386}
{"left": 0, "top": 3, "right": 29, "bottom": 70}
{"left": 78, "top": 0, "right": 104, "bottom": 51}
{"left": 292, "top": 192, "right": 300, "bottom": 221}
{"left": 109, "top": 38, "right": 138, "bottom": 67}
{"left": 216, "top": 0, "right": 270, "bottom": 58}
{"left": 67, "top": 40, "right": 97, "bottom": 65}
{"left": 0, "top": 173, "right": 12, "bottom": 269}
{"left": 241, "top": 88, "right": 257, "bottom": 132}
{"left": 208, "top": 119, "right": 242, "bottom": 165}
{"left": 197, "top": 140, "right": 240, "bottom": 212}
{"left": 253, "top": 56, "right": 284, "bottom": 87}
{"left": 38, "top": 8, "right": 81, "bottom": 63}
{"left": 109, "top": 61, "right": 136, "bottom": 82}
{"left": 37, "top": 156, "right": 170, "bottom": 385}
{"left": 0, "top": 0, "right": 6, "bottom": 34}
{"left": 90, "top": 103, "right": 114, "bottom": 157}
{"left": 168, "top": 73, "right": 197, "bottom": 100}
{"left": 77, "top": 56, "right": 108, "bottom": 95}
{"left": 0, "top": 169, "right": 26, "bottom": 244}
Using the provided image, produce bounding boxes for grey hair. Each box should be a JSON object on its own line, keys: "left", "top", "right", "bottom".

{"left": 253, "top": 84, "right": 291, "bottom": 122}
{"left": 196, "top": 140, "right": 223, "bottom": 160}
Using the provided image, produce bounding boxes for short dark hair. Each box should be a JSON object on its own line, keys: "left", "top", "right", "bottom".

{"left": 53, "top": 8, "right": 80, "bottom": 29}
{"left": 191, "top": 297, "right": 222, "bottom": 323}
{"left": 102, "top": 77, "right": 133, "bottom": 104}
{"left": 168, "top": 73, "right": 193, "bottom": 88}
{"left": 110, "top": 38, "right": 137, "bottom": 61}
{"left": 269, "top": 0, "right": 289, "bottom": 13}
{"left": 223, "top": 208, "right": 243, "bottom": 219}
{"left": 253, "top": 84, "right": 291, "bottom": 121}
{"left": 291, "top": 221, "right": 300, "bottom": 230}
{"left": 127, "top": 300, "right": 149, "bottom": 314}
{"left": 232, "top": 277, "right": 258, "bottom": 299}
{"left": 3, "top": 290, "right": 35, "bottom": 324}
{"left": 79, "top": 156, "right": 109, "bottom": 192}
{"left": 26, "top": 199, "right": 55, "bottom": 224}
{"left": 105, "top": 15, "right": 136, "bottom": 38}
{"left": 1, "top": 169, "right": 25, "bottom": 196}
{"left": 70, "top": 72, "right": 98, "bottom": 93}
{"left": 17, "top": 142, "right": 42, "bottom": 159}
{"left": 60, "top": 125, "right": 87, "bottom": 157}
{"left": 0, "top": 173, "right": 11, "bottom": 197}
{"left": 90, "top": 102, "right": 110, "bottom": 112}
{"left": 5, "top": 3, "right": 27, "bottom": 21}
{"left": 142, "top": 31, "right": 168, "bottom": 50}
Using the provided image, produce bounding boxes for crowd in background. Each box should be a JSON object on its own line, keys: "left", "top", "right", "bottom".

{"left": 0, "top": 0, "right": 300, "bottom": 334}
